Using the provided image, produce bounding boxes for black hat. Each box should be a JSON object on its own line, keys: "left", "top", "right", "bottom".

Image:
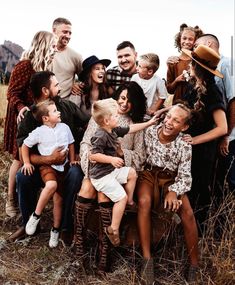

{"left": 79, "top": 55, "right": 111, "bottom": 81}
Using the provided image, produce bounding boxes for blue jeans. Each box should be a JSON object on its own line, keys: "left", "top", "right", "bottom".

{"left": 16, "top": 165, "right": 83, "bottom": 230}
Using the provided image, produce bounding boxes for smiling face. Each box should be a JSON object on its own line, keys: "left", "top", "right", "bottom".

{"left": 90, "top": 63, "right": 106, "bottom": 84}
{"left": 161, "top": 105, "right": 189, "bottom": 139}
{"left": 116, "top": 89, "right": 132, "bottom": 115}
{"left": 117, "top": 47, "right": 137, "bottom": 74}
{"left": 53, "top": 23, "right": 72, "bottom": 50}
{"left": 180, "top": 30, "right": 196, "bottom": 51}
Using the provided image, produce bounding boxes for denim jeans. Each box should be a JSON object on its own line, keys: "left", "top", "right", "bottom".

{"left": 16, "top": 165, "right": 83, "bottom": 230}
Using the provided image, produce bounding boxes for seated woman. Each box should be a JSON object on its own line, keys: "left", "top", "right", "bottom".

{"left": 75, "top": 81, "right": 147, "bottom": 271}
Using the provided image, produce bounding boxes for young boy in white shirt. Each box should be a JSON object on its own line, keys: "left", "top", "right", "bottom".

{"left": 132, "top": 53, "right": 168, "bottom": 116}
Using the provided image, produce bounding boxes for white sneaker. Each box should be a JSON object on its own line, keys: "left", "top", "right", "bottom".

{"left": 49, "top": 229, "right": 59, "bottom": 248}
{"left": 25, "top": 214, "right": 40, "bottom": 235}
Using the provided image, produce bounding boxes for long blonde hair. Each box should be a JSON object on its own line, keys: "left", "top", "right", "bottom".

{"left": 21, "top": 31, "right": 56, "bottom": 71}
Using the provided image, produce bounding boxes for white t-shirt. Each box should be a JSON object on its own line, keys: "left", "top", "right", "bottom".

{"left": 131, "top": 73, "right": 168, "bottom": 108}
{"left": 24, "top": 122, "right": 74, "bottom": 172}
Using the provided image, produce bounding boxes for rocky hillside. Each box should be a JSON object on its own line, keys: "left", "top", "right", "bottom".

{"left": 0, "top": 41, "right": 24, "bottom": 83}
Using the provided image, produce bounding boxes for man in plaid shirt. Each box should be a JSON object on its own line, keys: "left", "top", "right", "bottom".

{"left": 107, "top": 41, "right": 137, "bottom": 95}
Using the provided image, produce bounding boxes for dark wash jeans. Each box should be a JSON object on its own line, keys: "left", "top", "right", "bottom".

{"left": 16, "top": 165, "right": 83, "bottom": 231}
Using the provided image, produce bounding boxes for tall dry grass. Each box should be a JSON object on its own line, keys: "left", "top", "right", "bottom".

{"left": 0, "top": 84, "right": 8, "bottom": 126}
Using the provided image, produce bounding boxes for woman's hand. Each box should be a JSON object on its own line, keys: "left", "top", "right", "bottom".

{"left": 182, "top": 134, "right": 194, "bottom": 145}
{"left": 219, "top": 136, "right": 229, "bottom": 156}
{"left": 164, "top": 191, "right": 182, "bottom": 212}
{"left": 148, "top": 114, "right": 159, "bottom": 126}
{"left": 175, "top": 73, "right": 186, "bottom": 83}
{"left": 17, "top": 106, "right": 30, "bottom": 124}
{"left": 21, "top": 162, "right": 35, "bottom": 175}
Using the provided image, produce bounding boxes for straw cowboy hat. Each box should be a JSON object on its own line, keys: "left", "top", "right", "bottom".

{"left": 79, "top": 55, "right": 111, "bottom": 81}
{"left": 182, "top": 44, "right": 223, "bottom": 78}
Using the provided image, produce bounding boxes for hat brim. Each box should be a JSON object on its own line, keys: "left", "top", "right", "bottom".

{"left": 182, "top": 48, "right": 223, "bottom": 79}
{"left": 79, "top": 59, "right": 111, "bottom": 81}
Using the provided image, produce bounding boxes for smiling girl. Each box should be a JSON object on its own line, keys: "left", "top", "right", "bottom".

{"left": 166, "top": 23, "right": 203, "bottom": 103}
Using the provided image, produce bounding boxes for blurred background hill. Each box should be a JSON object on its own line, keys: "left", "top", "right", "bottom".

{"left": 0, "top": 40, "right": 24, "bottom": 84}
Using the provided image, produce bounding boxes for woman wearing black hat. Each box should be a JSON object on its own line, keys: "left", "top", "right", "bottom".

{"left": 78, "top": 55, "right": 111, "bottom": 117}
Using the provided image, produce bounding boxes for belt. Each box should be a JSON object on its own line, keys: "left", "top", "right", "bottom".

{"left": 144, "top": 163, "right": 177, "bottom": 209}
{"left": 144, "top": 164, "right": 173, "bottom": 177}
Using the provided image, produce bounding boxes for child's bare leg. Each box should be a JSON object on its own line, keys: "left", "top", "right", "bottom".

{"left": 137, "top": 182, "right": 153, "bottom": 259}
{"left": 110, "top": 195, "right": 128, "bottom": 232}
{"left": 125, "top": 168, "right": 137, "bottom": 205}
{"left": 35, "top": 180, "right": 57, "bottom": 215}
{"left": 52, "top": 191, "right": 62, "bottom": 229}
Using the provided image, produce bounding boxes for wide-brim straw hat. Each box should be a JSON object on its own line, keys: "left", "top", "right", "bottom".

{"left": 182, "top": 44, "right": 223, "bottom": 78}
{"left": 79, "top": 55, "right": 111, "bottom": 81}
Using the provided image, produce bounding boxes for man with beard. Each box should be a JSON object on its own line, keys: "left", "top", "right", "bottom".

{"left": 52, "top": 17, "right": 83, "bottom": 105}
{"left": 106, "top": 41, "right": 137, "bottom": 95}
{"left": 6, "top": 71, "right": 89, "bottom": 243}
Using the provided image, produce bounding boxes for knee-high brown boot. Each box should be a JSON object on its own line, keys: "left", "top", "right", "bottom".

{"left": 98, "top": 202, "right": 113, "bottom": 272}
{"left": 74, "top": 197, "right": 95, "bottom": 258}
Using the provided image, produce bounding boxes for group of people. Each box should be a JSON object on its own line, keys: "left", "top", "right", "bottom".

{"left": 3, "top": 17, "right": 234, "bottom": 285}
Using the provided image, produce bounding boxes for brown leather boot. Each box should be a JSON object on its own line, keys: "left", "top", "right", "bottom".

{"left": 97, "top": 203, "right": 113, "bottom": 272}
{"left": 74, "top": 200, "right": 94, "bottom": 258}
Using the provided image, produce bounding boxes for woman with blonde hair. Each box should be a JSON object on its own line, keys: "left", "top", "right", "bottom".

{"left": 4, "top": 30, "right": 57, "bottom": 218}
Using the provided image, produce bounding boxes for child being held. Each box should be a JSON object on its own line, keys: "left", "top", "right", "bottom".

{"left": 89, "top": 98, "right": 157, "bottom": 246}
{"left": 132, "top": 53, "right": 168, "bottom": 116}
{"left": 21, "top": 99, "right": 79, "bottom": 248}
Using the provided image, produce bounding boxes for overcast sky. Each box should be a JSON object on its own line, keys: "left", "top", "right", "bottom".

{"left": 1, "top": 0, "right": 234, "bottom": 78}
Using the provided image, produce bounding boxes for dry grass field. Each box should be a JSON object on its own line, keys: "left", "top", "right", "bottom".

{"left": 0, "top": 84, "right": 7, "bottom": 125}
{"left": 0, "top": 84, "right": 234, "bottom": 284}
